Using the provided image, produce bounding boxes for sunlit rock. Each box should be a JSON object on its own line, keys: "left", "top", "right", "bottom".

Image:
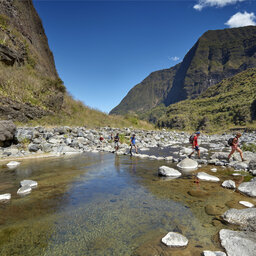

{"left": 161, "top": 232, "right": 188, "bottom": 247}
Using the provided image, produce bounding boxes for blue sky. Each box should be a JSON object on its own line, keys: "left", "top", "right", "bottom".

{"left": 33, "top": 0, "right": 256, "bottom": 113}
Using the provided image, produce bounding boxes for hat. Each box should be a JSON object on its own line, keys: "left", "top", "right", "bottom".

{"left": 195, "top": 131, "right": 200, "bottom": 134}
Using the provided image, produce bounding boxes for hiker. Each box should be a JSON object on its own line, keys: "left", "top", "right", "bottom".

{"left": 188, "top": 131, "right": 201, "bottom": 159}
{"left": 228, "top": 132, "right": 244, "bottom": 162}
{"left": 114, "top": 133, "right": 120, "bottom": 152}
{"left": 99, "top": 135, "right": 104, "bottom": 149}
{"left": 130, "top": 134, "right": 138, "bottom": 155}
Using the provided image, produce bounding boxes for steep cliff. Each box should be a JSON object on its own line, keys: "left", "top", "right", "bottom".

{"left": 110, "top": 26, "right": 256, "bottom": 116}
{"left": 110, "top": 64, "right": 180, "bottom": 115}
{"left": 0, "top": 0, "right": 64, "bottom": 121}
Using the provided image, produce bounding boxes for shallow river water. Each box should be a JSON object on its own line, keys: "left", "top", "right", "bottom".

{"left": 0, "top": 152, "right": 254, "bottom": 256}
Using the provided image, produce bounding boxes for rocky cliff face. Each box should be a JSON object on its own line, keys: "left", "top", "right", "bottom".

{"left": 110, "top": 64, "right": 180, "bottom": 115}
{"left": 0, "top": 0, "right": 64, "bottom": 121}
{"left": 0, "top": 0, "right": 58, "bottom": 77}
{"left": 111, "top": 26, "right": 256, "bottom": 116}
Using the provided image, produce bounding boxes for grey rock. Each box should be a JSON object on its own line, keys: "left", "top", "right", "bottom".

{"left": 250, "top": 169, "right": 256, "bottom": 176}
{"left": 219, "top": 229, "right": 256, "bottom": 256}
{"left": 211, "top": 152, "right": 229, "bottom": 160}
{"left": 28, "top": 143, "right": 40, "bottom": 152}
{"left": 0, "top": 120, "right": 16, "bottom": 147}
{"left": 197, "top": 172, "right": 220, "bottom": 182}
{"left": 249, "top": 159, "right": 256, "bottom": 170}
{"left": 20, "top": 180, "right": 38, "bottom": 188}
{"left": 0, "top": 193, "right": 11, "bottom": 200}
{"left": 17, "top": 185, "right": 31, "bottom": 195}
{"left": 222, "top": 180, "right": 236, "bottom": 189}
{"left": 158, "top": 166, "right": 181, "bottom": 177}
{"left": 238, "top": 180, "right": 256, "bottom": 197}
{"left": 202, "top": 251, "right": 226, "bottom": 256}
{"left": 231, "top": 161, "right": 248, "bottom": 170}
{"left": 222, "top": 208, "right": 256, "bottom": 226}
{"left": 6, "top": 161, "right": 20, "bottom": 167}
{"left": 161, "top": 232, "right": 188, "bottom": 247}
{"left": 177, "top": 158, "right": 198, "bottom": 171}
{"left": 41, "top": 143, "right": 52, "bottom": 153}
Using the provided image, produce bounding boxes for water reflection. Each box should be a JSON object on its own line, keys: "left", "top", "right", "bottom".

{"left": 0, "top": 153, "right": 249, "bottom": 255}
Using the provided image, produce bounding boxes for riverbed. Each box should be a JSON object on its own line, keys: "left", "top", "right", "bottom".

{"left": 0, "top": 152, "right": 254, "bottom": 255}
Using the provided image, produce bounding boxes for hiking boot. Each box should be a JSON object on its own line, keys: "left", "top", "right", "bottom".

{"left": 188, "top": 155, "right": 191, "bottom": 159}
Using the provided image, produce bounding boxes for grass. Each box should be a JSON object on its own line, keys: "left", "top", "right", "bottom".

{"left": 20, "top": 93, "right": 154, "bottom": 129}
{"left": 155, "top": 68, "right": 256, "bottom": 132}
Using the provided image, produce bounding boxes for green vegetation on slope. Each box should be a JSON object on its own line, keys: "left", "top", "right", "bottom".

{"left": 111, "top": 26, "right": 256, "bottom": 116}
{"left": 156, "top": 68, "right": 256, "bottom": 132}
{"left": 25, "top": 93, "right": 153, "bottom": 129}
{"left": 110, "top": 64, "right": 180, "bottom": 115}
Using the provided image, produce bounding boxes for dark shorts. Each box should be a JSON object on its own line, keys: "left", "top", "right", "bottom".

{"left": 194, "top": 146, "right": 199, "bottom": 151}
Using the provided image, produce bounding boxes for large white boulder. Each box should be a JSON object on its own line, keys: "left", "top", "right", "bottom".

{"left": 238, "top": 180, "right": 256, "bottom": 197}
{"left": 222, "top": 208, "right": 256, "bottom": 226}
{"left": 197, "top": 172, "right": 220, "bottom": 182}
{"left": 219, "top": 229, "right": 256, "bottom": 256}
{"left": 161, "top": 232, "right": 188, "bottom": 247}
{"left": 158, "top": 166, "right": 181, "bottom": 177}
{"left": 177, "top": 158, "right": 198, "bottom": 171}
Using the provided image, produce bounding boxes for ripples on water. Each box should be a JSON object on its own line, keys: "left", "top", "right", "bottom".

{"left": 0, "top": 152, "right": 251, "bottom": 255}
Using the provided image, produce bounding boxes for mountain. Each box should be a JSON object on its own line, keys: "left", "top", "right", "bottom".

{"left": 0, "top": 0, "right": 64, "bottom": 121}
{"left": 110, "top": 26, "right": 256, "bottom": 116}
{"left": 0, "top": 0, "right": 153, "bottom": 129}
{"left": 110, "top": 64, "right": 180, "bottom": 115}
{"left": 156, "top": 68, "right": 256, "bottom": 131}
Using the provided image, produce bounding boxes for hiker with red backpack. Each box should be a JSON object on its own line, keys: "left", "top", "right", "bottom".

{"left": 227, "top": 132, "right": 244, "bottom": 162}
{"left": 188, "top": 131, "right": 201, "bottom": 159}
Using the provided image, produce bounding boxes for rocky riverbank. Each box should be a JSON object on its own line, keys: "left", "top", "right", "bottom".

{"left": 1, "top": 124, "right": 256, "bottom": 256}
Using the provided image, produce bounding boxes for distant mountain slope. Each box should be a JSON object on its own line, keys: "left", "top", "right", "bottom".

{"left": 156, "top": 68, "right": 256, "bottom": 131}
{"left": 110, "top": 26, "right": 256, "bottom": 116}
{"left": 110, "top": 64, "right": 180, "bottom": 115}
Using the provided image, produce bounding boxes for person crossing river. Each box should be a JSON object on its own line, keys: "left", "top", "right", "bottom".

{"left": 188, "top": 131, "right": 201, "bottom": 159}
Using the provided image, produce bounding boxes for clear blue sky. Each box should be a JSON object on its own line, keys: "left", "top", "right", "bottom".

{"left": 33, "top": 0, "right": 256, "bottom": 113}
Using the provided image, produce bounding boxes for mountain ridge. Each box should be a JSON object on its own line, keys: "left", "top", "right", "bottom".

{"left": 110, "top": 26, "right": 256, "bottom": 116}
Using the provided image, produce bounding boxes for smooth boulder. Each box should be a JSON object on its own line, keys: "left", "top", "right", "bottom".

{"left": 222, "top": 180, "right": 236, "bottom": 189}
{"left": 238, "top": 180, "right": 256, "bottom": 197}
{"left": 222, "top": 208, "right": 256, "bottom": 226}
{"left": 177, "top": 158, "right": 198, "bottom": 171}
{"left": 161, "top": 232, "right": 188, "bottom": 247}
{"left": 0, "top": 120, "right": 16, "bottom": 147}
{"left": 17, "top": 185, "right": 31, "bottom": 195}
{"left": 20, "top": 180, "right": 38, "bottom": 188}
{"left": 239, "top": 201, "right": 254, "bottom": 208}
{"left": 158, "top": 166, "right": 181, "bottom": 177}
{"left": 219, "top": 229, "right": 256, "bottom": 256}
{"left": 6, "top": 161, "right": 20, "bottom": 168}
{"left": 0, "top": 193, "right": 11, "bottom": 200}
{"left": 202, "top": 251, "right": 226, "bottom": 256}
{"left": 197, "top": 172, "right": 220, "bottom": 182}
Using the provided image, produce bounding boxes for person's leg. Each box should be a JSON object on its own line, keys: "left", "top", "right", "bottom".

{"left": 135, "top": 145, "right": 138, "bottom": 154}
{"left": 228, "top": 148, "right": 235, "bottom": 160}
{"left": 188, "top": 148, "right": 194, "bottom": 158}
{"left": 236, "top": 147, "right": 244, "bottom": 161}
{"left": 197, "top": 149, "right": 200, "bottom": 159}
